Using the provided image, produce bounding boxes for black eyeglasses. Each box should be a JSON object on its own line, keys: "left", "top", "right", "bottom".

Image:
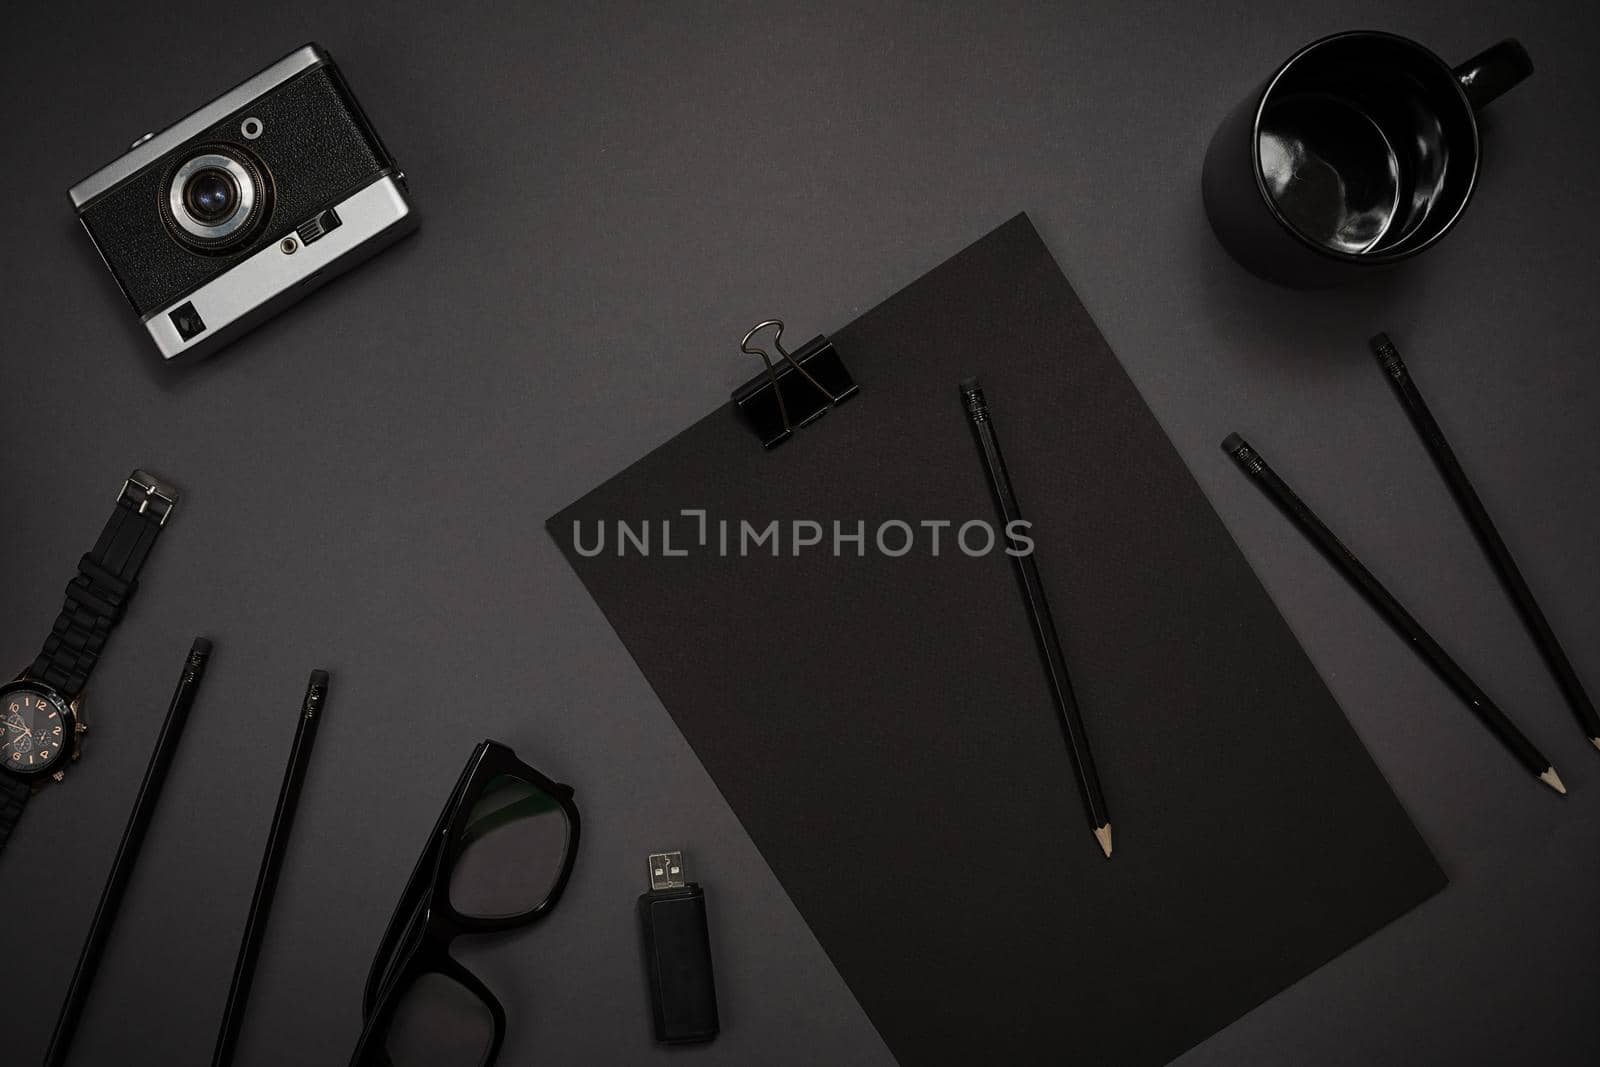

{"left": 349, "top": 740, "right": 580, "bottom": 1066}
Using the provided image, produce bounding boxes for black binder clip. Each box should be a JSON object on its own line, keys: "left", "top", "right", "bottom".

{"left": 732, "top": 319, "right": 858, "bottom": 449}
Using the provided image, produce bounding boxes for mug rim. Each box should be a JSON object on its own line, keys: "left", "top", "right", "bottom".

{"left": 1250, "top": 29, "right": 1482, "bottom": 265}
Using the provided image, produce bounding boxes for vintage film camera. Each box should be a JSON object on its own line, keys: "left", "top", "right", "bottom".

{"left": 69, "top": 44, "right": 416, "bottom": 360}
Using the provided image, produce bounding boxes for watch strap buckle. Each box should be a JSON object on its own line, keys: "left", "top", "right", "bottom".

{"left": 120, "top": 469, "right": 179, "bottom": 526}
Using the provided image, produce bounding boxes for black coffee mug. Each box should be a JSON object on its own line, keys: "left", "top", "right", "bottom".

{"left": 1203, "top": 31, "right": 1532, "bottom": 286}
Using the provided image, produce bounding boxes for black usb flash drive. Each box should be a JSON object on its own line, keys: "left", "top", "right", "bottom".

{"left": 639, "top": 850, "right": 720, "bottom": 1044}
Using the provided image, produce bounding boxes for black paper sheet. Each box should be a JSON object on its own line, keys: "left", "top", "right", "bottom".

{"left": 549, "top": 215, "right": 1445, "bottom": 1066}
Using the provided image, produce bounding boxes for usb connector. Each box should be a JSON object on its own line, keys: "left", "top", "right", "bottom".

{"left": 648, "top": 850, "right": 686, "bottom": 891}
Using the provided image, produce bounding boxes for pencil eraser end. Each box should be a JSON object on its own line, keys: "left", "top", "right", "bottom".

{"left": 1221, "top": 432, "right": 1245, "bottom": 455}
{"left": 308, "top": 669, "right": 330, "bottom": 687}
{"left": 1369, "top": 332, "right": 1395, "bottom": 354}
{"left": 190, "top": 637, "right": 213, "bottom": 655}
{"left": 959, "top": 376, "right": 981, "bottom": 395}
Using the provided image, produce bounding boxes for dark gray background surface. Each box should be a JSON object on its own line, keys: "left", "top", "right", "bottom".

{"left": 1, "top": 2, "right": 1595, "bottom": 1065}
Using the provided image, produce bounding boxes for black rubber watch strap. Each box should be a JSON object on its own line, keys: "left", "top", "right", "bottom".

{"left": 0, "top": 775, "right": 30, "bottom": 854}
{"left": 29, "top": 471, "right": 177, "bottom": 700}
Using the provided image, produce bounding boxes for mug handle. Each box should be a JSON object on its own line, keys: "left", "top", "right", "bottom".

{"left": 1454, "top": 38, "right": 1534, "bottom": 110}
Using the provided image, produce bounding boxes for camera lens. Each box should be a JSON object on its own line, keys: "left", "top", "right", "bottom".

{"left": 184, "top": 169, "right": 237, "bottom": 222}
{"left": 167, "top": 150, "right": 265, "bottom": 249}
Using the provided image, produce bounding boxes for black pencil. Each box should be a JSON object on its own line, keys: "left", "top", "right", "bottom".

{"left": 961, "top": 378, "right": 1113, "bottom": 858}
{"left": 44, "top": 638, "right": 211, "bottom": 1067}
{"left": 1372, "top": 333, "right": 1600, "bottom": 751}
{"left": 1222, "top": 433, "right": 1565, "bottom": 793}
{"left": 211, "top": 670, "right": 329, "bottom": 1067}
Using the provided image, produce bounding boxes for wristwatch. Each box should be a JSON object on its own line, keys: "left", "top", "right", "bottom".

{"left": 0, "top": 470, "right": 178, "bottom": 853}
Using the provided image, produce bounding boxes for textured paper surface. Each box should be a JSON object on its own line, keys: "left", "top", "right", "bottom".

{"left": 549, "top": 215, "right": 1446, "bottom": 1066}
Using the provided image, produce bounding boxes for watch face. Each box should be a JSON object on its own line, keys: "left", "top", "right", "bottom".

{"left": 1, "top": 682, "right": 71, "bottom": 776}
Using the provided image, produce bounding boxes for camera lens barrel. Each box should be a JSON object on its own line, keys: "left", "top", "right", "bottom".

{"left": 167, "top": 150, "right": 264, "bottom": 246}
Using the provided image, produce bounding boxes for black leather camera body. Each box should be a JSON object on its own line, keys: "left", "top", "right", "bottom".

{"left": 69, "top": 44, "right": 416, "bottom": 360}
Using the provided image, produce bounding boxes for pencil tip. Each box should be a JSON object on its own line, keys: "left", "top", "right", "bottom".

{"left": 1539, "top": 767, "right": 1567, "bottom": 795}
{"left": 1590, "top": 737, "right": 1600, "bottom": 754}
{"left": 1094, "top": 824, "right": 1113, "bottom": 858}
